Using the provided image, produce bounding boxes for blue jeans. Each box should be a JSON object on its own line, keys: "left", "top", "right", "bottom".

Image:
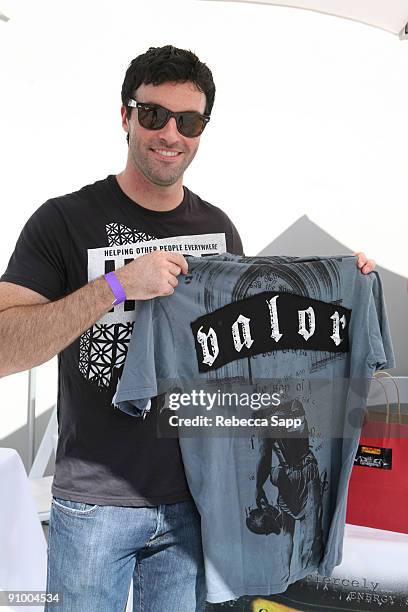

{"left": 45, "top": 496, "right": 207, "bottom": 611}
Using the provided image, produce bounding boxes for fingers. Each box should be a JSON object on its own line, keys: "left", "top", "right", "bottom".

{"left": 163, "top": 261, "right": 181, "bottom": 296}
{"left": 353, "top": 251, "right": 364, "bottom": 267}
{"left": 148, "top": 253, "right": 186, "bottom": 297}
{"left": 120, "top": 251, "right": 187, "bottom": 300}
{"left": 352, "top": 252, "right": 376, "bottom": 274}
{"left": 361, "top": 259, "right": 376, "bottom": 273}
{"left": 167, "top": 262, "right": 182, "bottom": 277}
{"left": 162, "top": 255, "right": 188, "bottom": 296}
{"left": 161, "top": 274, "right": 178, "bottom": 296}
{"left": 167, "top": 275, "right": 179, "bottom": 289}
{"left": 166, "top": 253, "right": 189, "bottom": 275}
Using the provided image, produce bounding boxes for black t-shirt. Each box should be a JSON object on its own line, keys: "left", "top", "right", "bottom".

{"left": 0, "top": 175, "right": 244, "bottom": 506}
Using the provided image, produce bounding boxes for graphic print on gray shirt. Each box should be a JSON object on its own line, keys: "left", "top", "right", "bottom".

{"left": 113, "top": 253, "right": 395, "bottom": 603}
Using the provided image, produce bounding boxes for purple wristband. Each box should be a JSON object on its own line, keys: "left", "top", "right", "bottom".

{"left": 104, "top": 271, "right": 127, "bottom": 306}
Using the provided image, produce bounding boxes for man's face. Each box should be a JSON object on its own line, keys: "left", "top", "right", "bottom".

{"left": 122, "top": 81, "right": 207, "bottom": 187}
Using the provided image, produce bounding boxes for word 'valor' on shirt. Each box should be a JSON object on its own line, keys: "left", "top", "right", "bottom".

{"left": 191, "top": 290, "right": 350, "bottom": 372}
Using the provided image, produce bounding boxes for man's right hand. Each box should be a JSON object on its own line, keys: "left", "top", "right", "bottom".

{"left": 0, "top": 252, "right": 188, "bottom": 377}
{"left": 115, "top": 251, "right": 189, "bottom": 300}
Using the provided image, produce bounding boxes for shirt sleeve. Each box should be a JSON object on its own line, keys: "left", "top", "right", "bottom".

{"left": 0, "top": 199, "right": 69, "bottom": 301}
{"left": 228, "top": 218, "right": 245, "bottom": 256}
{"left": 366, "top": 271, "right": 396, "bottom": 371}
{"left": 113, "top": 299, "right": 177, "bottom": 417}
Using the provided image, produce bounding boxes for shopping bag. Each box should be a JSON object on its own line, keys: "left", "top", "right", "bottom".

{"left": 346, "top": 371, "right": 408, "bottom": 534}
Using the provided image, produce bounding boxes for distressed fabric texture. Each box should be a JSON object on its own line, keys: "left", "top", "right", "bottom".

{"left": 114, "top": 253, "right": 395, "bottom": 602}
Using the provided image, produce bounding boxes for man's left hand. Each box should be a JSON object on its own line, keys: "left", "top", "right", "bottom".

{"left": 352, "top": 252, "right": 376, "bottom": 274}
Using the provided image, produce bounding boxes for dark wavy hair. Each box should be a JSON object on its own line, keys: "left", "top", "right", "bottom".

{"left": 121, "top": 45, "right": 215, "bottom": 143}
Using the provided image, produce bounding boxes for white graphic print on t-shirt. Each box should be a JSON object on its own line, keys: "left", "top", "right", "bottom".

{"left": 78, "top": 223, "right": 227, "bottom": 389}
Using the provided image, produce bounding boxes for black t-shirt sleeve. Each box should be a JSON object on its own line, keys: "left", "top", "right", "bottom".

{"left": 227, "top": 217, "right": 245, "bottom": 256}
{"left": 0, "top": 199, "right": 70, "bottom": 301}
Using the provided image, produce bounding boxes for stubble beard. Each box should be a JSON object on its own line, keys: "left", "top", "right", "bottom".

{"left": 130, "top": 139, "right": 198, "bottom": 187}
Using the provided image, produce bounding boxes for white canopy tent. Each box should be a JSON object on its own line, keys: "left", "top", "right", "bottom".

{"left": 201, "top": 0, "right": 408, "bottom": 39}
{"left": 0, "top": 0, "right": 10, "bottom": 21}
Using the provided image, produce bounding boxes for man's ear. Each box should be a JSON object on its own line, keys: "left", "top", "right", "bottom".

{"left": 120, "top": 105, "right": 129, "bottom": 133}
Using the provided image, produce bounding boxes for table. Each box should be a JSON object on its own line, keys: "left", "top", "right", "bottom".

{"left": 261, "top": 523, "right": 408, "bottom": 611}
{"left": 0, "top": 448, "right": 47, "bottom": 610}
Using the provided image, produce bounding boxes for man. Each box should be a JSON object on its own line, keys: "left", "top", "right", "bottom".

{"left": 0, "top": 45, "right": 376, "bottom": 611}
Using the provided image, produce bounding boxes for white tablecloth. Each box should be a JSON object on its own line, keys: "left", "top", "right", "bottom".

{"left": 0, "top": 448, "right": 47, "bottom": 610}
{"left": 335, "top": 522, "right": 408, "bottom": 584}
{"left": 267, "top": 522, "right": 408, "bottom": 609}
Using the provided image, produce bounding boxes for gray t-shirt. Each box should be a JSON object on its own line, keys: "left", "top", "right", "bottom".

{"left": 114, "top": 253, "right": 395, "bottom": 603}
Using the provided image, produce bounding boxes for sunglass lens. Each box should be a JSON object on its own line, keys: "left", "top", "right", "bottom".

{"left": 138, "top": 106, "right": 168, "bottom": 130}
{"left": 178, "top": 113, "right": 206, "bottom": 137}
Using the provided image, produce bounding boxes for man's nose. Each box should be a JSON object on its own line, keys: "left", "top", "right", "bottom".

{"left": 158, "top": 116, "right": 180, "bottom": 140}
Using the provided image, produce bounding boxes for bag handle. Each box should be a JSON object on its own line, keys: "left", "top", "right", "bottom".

{"left": 372, "top": 371, "right": 401, "bottom": 424}
{"left": 369, "top": 375, "right": 390, "bottom": 423}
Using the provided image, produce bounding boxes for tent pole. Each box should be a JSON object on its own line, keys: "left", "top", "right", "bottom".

{"left": 27, "top": 368, "right": 36, "bottom": 470}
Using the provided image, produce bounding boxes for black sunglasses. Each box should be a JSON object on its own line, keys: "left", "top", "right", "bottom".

{"left": 127, "top": 98, "right": 210, "bottom": 138}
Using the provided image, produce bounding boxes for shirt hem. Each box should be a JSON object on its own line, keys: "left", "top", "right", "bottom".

{"left": 51, "top": 484, "right": 193, "bottom": 507}
{"left": 205, "top": 563, "right": 334, "bottom": 604}
{"left": 115, "top": 387, "right": 157, "bottom": 397}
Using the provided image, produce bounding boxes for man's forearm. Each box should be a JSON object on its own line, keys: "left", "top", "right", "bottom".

{"left": 0, "top": 276, "right": 115, "bottom": 377}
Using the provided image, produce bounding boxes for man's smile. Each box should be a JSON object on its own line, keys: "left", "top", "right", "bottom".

{"left": 150, "top": 148, "right": 183, "bottom": 160}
